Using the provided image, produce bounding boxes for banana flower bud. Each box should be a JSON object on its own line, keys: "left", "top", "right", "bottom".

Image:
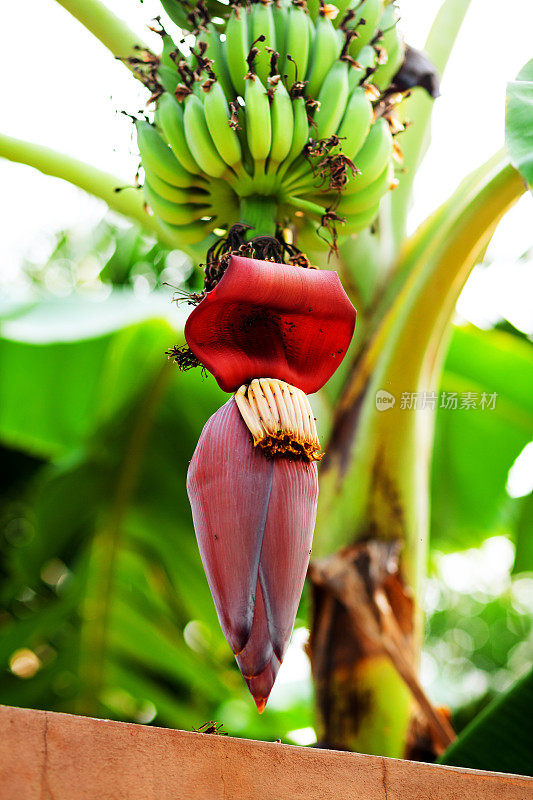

{"left": 185, "top": 256, "right": 356, "bottom": 711}
{"left": 185, "top": 255, "right": 356, "bottom": 394}
{"left": 187, "top": 394, "right": 318, "bottom": 711}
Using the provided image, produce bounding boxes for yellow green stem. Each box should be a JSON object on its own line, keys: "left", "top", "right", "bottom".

{"left": 55, "top": 0, "right": 150, "bottom": 65}
{"left": 316, "top": 158, "right": 525, "bottom": 572}
{"left": 0, "top": 132, "right": 176, "bottom": 245}
{"left": 311, "top": 156, "right": 524, "bottom": 759}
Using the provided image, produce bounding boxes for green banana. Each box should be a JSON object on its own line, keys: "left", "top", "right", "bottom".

{"left": 218, "top": 38, "right": 239, "bottom": 100}
{"left": 203, "top": 81, "right": 242, "bottom": 168}
{"left": 235, "top": 122, "right": 255, "bottom": 176}
{"left": 198, "top": 24, "right": 234, "bottom": 100}
{"left": 156, "top": 93, "right": 200, "bottom": 175}
{"left": 143, "top": 167, "right": 206, "bottom": 204}
{"left": 331, "top": 0, "right": 354, "bottom": 23}
{"left": 313, "top": 60, "right": 349, "bottom": 139}
{"left": 183, "top": 94, "right": 228, "bottom": 178}
{"left": 296, "top": 199, "right": 381, "bottom": 252}
{"left": 307, "top": 11, "right": 316, "bottom": 56}
{"left": 273, "top": 0, "right": 289, "bottom": 67}
{"left": 268, "top": 79, "right": 294, "bottom": 166}
{"left": 282, "top": 3, "right": 310, "bottom": 82}
{"left": 295, "top": 219, "right": 331, "bottom": 254}
{"left": 306, "top": 0, "right": 320, "bottom": 22}
{"left": 251, "top": 1, "right": 276, "bottom": 86}
{"left": 161, "top": 34, "right": 178, "bottom": 70}
{"left": 282, "top": 194, "right": 327, "bottom": 219}
{"left": 225, "top": 6, "right": 249, "bottom": 97}
{"left": 182, "top": 53, "right": 202, "bottom": 97}
{"left": 348, "top": 0, "right": 383, "bottom": 56}
{"left": 372, "top": 5, "right": 404, "bottom": 90}
{"left": 157, "top": 65, "right": 180, "bottom": 96}
{"left": 336, "top": 161, "right": 393, "bottom": 214}
{"left": 245, "top": 74, "right": 272, "bottom": 162}
{"left": 276, "top": 94, "right": 309, "bottom": 177}
{"left": 144, "top": 181, "right": 210, "bottom": 225}
{"left": 159, "top": 0, "right": 188, "bottom": 27}
{"left": 306, "top": 13, "right": 341, "bottom": 99}
{"left": 136, "top": 120, "right": 198, "bottom": 188}
{"left": 348, "top": 44, "right": 377, "bottom": 90}
{"left": 281, "top": 157, "right": 315, "bottom": 194}
{"left": 132, "top": 0, "right": 407, "bottom": 244}
{"left": 204, "top": 179, "right": 240, "bottom": 220}
{"left": 287, "top": 95, "right": 310, "bottom": 162}
{"left": 344, "top": 117, "right": 392, "bottom": 193}
{"left": 288, "top": 113, "right": 392, "bottom": 196}
{"left": 373, "top": 35, "right": 404, "bottom": 90}
{"left": 337, "top": 86, "right": 373, "bottom": 158}
{"left": 340, "top": 200, "right": 381, "bottom": 234}
{"left": 157, "top": 218, "right": 216, "bottom": 246}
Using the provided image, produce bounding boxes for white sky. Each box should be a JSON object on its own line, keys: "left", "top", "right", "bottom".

{"left": 0, "top": 0, "right": 532, "bottom": 331}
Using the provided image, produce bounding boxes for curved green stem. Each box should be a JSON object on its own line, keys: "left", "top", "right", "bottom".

{"left": 0, "top": 132, "right": 174, "bottom": 243}
{"left": 55, "top": 0, "right": 150, "bottom": 64}
{"left": 363, "top": 150, "right": 507, "bottom": 348}
{"left": 317, "top": 158, "right": 525, "bottom": 572}
{"left": 310, "top": 156, "right": 524, "bottom": 759}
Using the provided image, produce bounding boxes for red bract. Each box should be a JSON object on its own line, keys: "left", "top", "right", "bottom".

{"left": 187, "top": 399, "right": 318, "bottom": 711}
{"left": 184, "top": 255, "right": 356, "bottom": 394}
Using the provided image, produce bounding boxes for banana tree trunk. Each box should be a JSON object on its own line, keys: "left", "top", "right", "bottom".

{"left": 307, "top": 159, "right": 524, "bottom": 756}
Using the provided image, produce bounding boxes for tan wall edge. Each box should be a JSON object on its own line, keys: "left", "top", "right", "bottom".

{"left": 1, "top": 704, "right": 531, "bottom": 800}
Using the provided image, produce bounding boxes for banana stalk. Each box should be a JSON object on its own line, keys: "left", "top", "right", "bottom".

{"left": 0, "top": 132, "right": 218, "bottom": 262}
{"left": 310, "top": 158, "right": 525, "bottom": 754}
{"left": 239, "top": 196, "right": 277, "bottom": 237}
{"left": 55, "top": 0, "right": 150, "bottom": 64}
{"left": 0, "top": 132, "right": 161, "bottom": 236}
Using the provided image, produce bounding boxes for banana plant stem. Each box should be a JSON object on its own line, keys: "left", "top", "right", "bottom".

{"left": 55, "top": 0, "right": 151, "bottom": 65}
{"left": 0, "top": 132, "right": 173, "bottom": 244}
{"left": 316, "top": 159, "right": 525, "bottom": 570}
{"left": 239, "top": 195, "right": 277, "bottom": 237}
{"left": 310, "top": 158, "right": 523, "bottom": 758}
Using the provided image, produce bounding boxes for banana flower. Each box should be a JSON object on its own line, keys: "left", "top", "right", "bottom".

{"left": 186, "top": 255, "right": 356, "bottom": 710}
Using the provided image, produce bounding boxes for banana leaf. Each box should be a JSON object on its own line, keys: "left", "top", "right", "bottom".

{"left": 439, "top": 667, "right": 533, "bottom": 776}
{"left": 506, "top": 59, "right": 533, "bottom": 189}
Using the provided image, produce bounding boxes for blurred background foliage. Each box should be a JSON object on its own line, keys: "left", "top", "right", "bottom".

{"left": 0, "top": 217, "right": 531, "bottom": 746}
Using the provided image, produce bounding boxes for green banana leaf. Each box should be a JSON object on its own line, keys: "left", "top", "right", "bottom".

{"left": 439, "top": 667, "right": 533, "bottom": 776}
{"left": 431, "top": 324, "right": 533, "bottom": 551}
{"left": 513, "top": 492, "right": 533, "bottom": 574}
{"left": 506, "top": 59, "right": 533, "bottom": 189}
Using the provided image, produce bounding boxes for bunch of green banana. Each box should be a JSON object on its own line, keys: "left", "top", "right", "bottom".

{"left": 137, "top": 0, "right": 406, "bottom": 255}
